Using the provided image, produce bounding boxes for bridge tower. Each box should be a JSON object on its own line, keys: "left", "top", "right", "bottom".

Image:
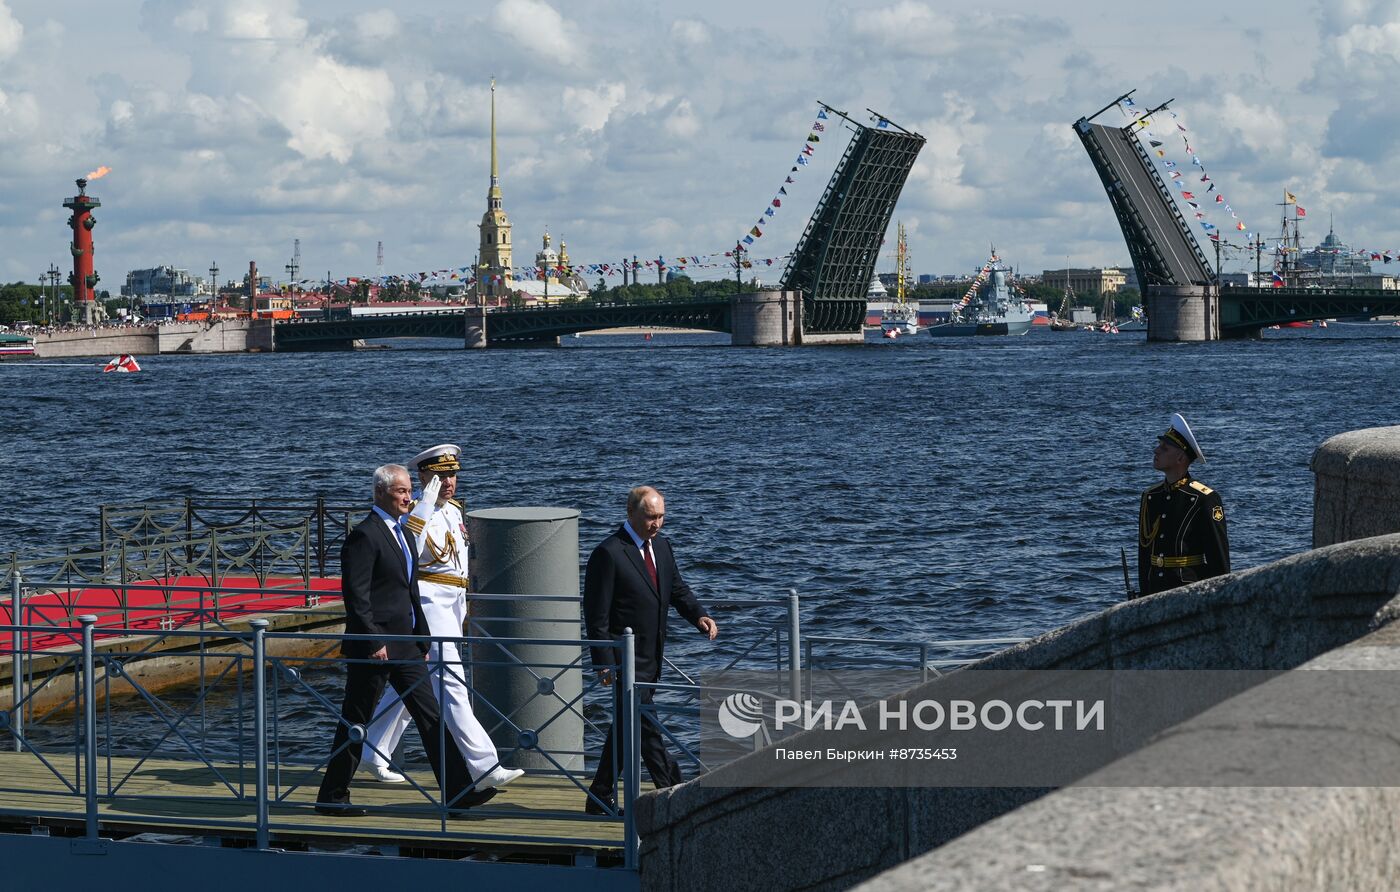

{"left": 1074, "top": 94, "right": 1218, "bottom": 341}
{"left": 479, "top": 78, "right": 514, "bottom": 301}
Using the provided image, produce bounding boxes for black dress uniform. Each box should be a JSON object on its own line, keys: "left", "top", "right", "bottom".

{"left": 1138, "top": 476, "right": 1230, "bottom": 596}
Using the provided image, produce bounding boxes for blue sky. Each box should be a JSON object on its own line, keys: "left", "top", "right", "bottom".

{"left": 1, "top": 0, "right": 1396, "bottom": 287}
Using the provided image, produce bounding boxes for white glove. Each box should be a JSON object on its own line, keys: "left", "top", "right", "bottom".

{"left": 409, "top": 476, "right": 441, "bottom": 526}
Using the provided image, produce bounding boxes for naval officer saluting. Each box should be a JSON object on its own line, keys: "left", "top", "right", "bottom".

{"left": 360, "top": 444, "right": 523, "bottom": 792}
{"left": 1137, "top": 413, "right": 1230, "bottom": 597}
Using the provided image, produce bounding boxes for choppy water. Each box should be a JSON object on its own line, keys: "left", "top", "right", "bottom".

{"left": 4, "top": 325, "right": 1399, "bottom": 658}
{"left": 5, "top": 324, "right": 1399, "bottom": 763}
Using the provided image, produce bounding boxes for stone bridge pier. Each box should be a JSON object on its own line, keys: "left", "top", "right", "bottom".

{"left": 1146, "top": 285, "right": 1219, "bottom": 342}
{"left": 730, "top": 291, "right": 800, "bottom": 346}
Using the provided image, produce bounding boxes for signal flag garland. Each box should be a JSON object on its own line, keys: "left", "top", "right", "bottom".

{"left": 1121, "top": 98, "right": 1250, "bottom": 245}
{"left": 738, "top": 105, "right": 830, "bottom": 246}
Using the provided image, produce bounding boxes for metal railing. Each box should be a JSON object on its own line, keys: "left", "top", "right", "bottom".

{"left": 805, "top": 634, "right": 1029, "bottom": 679}
{"left": 0, "top": 560, "right": 1036, "bottom": 872}
{"left": 98, "top": 497, "right": 360, "bottom": 578}
{"left": 0, "top": 585, "right": 810, "bottom": 870}
{"left": 0, "top": 619, "right": 647, "bottom": 867}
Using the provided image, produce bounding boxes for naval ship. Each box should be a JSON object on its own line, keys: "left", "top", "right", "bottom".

{"left": 926, "top": 252, "right": 1033, "bottom": 337}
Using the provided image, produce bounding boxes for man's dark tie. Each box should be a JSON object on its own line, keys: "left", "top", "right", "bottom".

{"left": 394, "top": 517, "right": 415, "bottom": 628}
{"left": 643, "top": 540, "right": 659, "bottom": 590}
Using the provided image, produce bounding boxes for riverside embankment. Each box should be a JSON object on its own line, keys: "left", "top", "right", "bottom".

{"left": 30, "top": 319, "right": 274, "bottom": 358}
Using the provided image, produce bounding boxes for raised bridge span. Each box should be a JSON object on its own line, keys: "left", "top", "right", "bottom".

{"left": 1076, "top": 92, "right": 1400, "bottom": 340}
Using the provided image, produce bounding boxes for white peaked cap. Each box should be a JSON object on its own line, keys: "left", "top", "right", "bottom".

{"left": 410, "top": 443, "right": 462, "bottom": 472}
{"left": 1160, "top": 413, "right": 1205, "bottom": 464}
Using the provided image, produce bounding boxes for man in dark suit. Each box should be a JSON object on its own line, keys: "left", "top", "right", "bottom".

{"left": 316, "top": 463, "right": 496, "bottom": 816}
{"left": 583, "top": 486, "right": 718, "bottom": 815}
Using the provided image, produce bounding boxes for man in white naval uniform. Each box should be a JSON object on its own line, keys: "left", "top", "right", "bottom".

{"left": 359, "top": 444, "right": 523, "bottom": 792}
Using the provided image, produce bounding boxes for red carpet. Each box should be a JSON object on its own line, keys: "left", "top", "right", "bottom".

{"left": 0, "top": 576, "right": 343, "bottom": 653}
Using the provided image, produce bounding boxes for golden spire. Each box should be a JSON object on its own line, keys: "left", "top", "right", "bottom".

{"left": 488, "top": 78, "right": 501, "bottom": 207}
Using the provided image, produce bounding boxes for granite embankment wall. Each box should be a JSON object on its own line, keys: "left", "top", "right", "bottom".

{"left": 33, "top": 319, "right": 274, "bottom": 358}
{"left": 1313, "top": 426, "right": 1400, "bottom": 547}
{"left": 637, "top": 426, "right": 1400, "bottom": 892}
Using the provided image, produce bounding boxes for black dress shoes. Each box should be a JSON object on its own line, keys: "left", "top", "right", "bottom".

{"left": 447, "top": 786, "right": 500, "bottom": 814}
{"left": 584, "top": 795, "right": 622, "bottom": 816}
{"left": 315, "top": 800, "right": 367, "bottom": 817}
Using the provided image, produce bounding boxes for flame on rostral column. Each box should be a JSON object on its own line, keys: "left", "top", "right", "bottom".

{"left": 84, "top": 166, "right": 112, "bottom": 181}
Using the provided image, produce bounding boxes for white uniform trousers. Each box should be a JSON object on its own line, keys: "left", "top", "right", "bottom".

{"left": 361, "top": 583, "right": 500, "bottom": 778}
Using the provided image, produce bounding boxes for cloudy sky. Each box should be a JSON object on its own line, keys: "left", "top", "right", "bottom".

{"left": 1, "top": 0, "right": 1396, "bottom": 288}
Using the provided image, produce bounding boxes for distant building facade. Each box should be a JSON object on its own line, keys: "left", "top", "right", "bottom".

{"left": 122, "top": 266, "right": 199, "bottom": 298}
{"left": 1040, "top": 267, "right": 1127, "bottom": 295}
{"left": 1300, "top": 226, "right": 1374, "bottom": 278}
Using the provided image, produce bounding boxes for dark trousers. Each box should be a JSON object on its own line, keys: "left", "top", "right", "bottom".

{"left": 318, "top": 658, "right": 474, "bottom": 806}
{"left": 589, "top": 684, "right": 682, "bottom": 800}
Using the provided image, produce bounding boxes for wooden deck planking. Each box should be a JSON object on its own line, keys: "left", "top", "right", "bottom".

{"left": 0, "top": 750, "right": 624, "bottom": 851}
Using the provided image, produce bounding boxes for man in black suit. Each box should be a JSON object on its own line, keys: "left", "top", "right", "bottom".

{"left": 583, "top": 486, "right": 718, "bottom": 815}
{"left": 316, "top": 464, "right": 495, "bottom": 816}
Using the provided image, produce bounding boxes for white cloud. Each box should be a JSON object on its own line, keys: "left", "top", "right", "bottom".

{"left": 1217, "top": 94, "right": 1290, "bottom": 156}
{"left": 663, "top": 99, "right": 700, "bottom": 140}
{"left": 222, "top": 0, "right": 307, "bottom": 41}
{"left": 853, "top": 2, "right": 954, "bottom": 45}
{"left": 562, "top": 83, "right": 625, "bottom": 132}
{"left": 670, "top": 19, "right": 709, "bottom": 46}
{"left": 0, "top": 86, "right": 40, "bottom": 140}
{"left": 0, "top": 0, "right": 23, "bottom": 59}
{"left": 173, "top": 7, "right": 209, "bottom": 33}
{"left": 109, "top": 99, "right": 136, "bottom": 128}
{"left": 492, "top": 0, "right": 580, "bottom": 65}
{"left": 270, "top": 55, "right": 395, "bottom": 163}
{"left": 354, "top": 9, "right": 400, "bottom": 41}
{"left": 1332, "top": 19, "right": 1400, "bottom": 63}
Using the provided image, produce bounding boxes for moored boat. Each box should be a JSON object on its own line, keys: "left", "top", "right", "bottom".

{"left": 880, "top": 303, "right": 917, "bottom": 336}
{"left": 0, "top": 331, "right": 35, "bottom": 359}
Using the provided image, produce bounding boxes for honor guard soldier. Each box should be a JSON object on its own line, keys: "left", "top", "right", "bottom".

{"left": 1137, "top": 414, "right": 1231, "bottom": 597}
{"left": 360, "top": 443, "right": 523, "bottom": 791}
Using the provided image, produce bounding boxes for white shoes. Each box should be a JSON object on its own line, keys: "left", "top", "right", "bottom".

{"left": 480, "top": 766, "right": 524, "bottom": 790}
{"left": 363, "top": 763, "right": 521, "bottom": 789}
{"left": 363, "top": 763, "right": 407, "bottom": 784}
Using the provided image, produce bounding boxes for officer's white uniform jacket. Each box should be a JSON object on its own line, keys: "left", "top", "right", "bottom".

{"left": 402, "top": 489, "right": 469, "bottom": 633}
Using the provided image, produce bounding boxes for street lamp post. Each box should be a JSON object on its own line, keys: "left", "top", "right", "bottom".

{"left": 47, "top": 264, "right": 62, "bottom": 325}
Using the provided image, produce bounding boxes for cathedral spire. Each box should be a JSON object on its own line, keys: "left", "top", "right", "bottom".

{"left": 480, "top": 77, "right": 512, "bottom": 297}
{"left": 489, "top": 77, "right": 502, "bottom": 207}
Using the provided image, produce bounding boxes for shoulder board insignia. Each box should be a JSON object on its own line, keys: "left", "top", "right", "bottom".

{"left": 448, "top": 498, "right": 463, "bottom": 509}
{"left": 1189, "top": 481, "right": 1214, "bottom": 495}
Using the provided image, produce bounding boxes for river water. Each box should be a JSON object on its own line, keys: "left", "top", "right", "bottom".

{"left": 3, "top": 325, "right": 1398, "bottom": 757}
